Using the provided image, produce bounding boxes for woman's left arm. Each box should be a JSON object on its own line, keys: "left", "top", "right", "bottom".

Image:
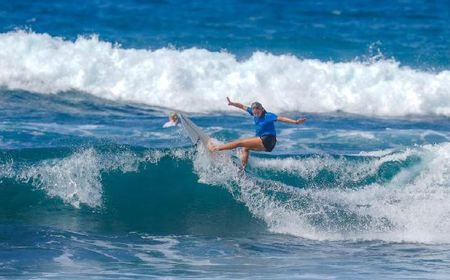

{"left": 277, "top": 116, "right": 307, "bottom": 124}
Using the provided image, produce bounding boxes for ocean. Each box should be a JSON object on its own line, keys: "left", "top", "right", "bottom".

{"left": 1, "top": 0, "right": 450, "bottom": 279}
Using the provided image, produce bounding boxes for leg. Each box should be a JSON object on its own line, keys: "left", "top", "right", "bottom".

{"left": 209, "top": 137, "right": 265, "bottom": 152}
{"left": 208, "top": 137, "right": 265, "bottom": 168}
{"left": 241, "top": 147, "right": 250, "bottom": 168}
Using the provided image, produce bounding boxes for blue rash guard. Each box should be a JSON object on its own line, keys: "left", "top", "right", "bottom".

{"left": 246, "top": 107, "right": 278, "bottom": 137}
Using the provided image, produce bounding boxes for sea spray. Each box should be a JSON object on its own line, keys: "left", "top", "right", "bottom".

{"left": 191, "top": 141, "right": 450, "bottom": 243}
{"left": 1, "top": 147, "right": 192, "bottom": 208}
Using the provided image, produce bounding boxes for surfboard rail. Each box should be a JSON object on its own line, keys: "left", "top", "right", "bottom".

{"left": 178, "top": 113, "right": 210, "bottom": 146}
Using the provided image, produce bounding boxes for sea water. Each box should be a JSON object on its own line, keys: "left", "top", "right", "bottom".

{"left": 1, "top": 0, "right": 450, "bottom": 279}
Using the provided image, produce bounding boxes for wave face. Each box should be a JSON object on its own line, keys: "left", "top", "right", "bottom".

{"left": 0, "top": 31, "right": 449, "bottom": 116}
{"left": 1, "top": 142, "right": 450, "bottom": 243}
{"left": 0, "top": 147, "right": 264, "bottom": 236}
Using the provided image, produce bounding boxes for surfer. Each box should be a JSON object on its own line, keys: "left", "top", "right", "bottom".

{"left": 163, "top": 112, "right": 180, "bottom": 128}
{"left": 208, "top": 97, "right": 306, "bottom": 168}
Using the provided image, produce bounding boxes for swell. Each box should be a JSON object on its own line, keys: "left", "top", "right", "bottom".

{"left": 1, "top": 142, "right": 449, "bottom": 243}
{"left": 191, "top": 142, "right": 450, "bottom": 243}
{"left": 0, "top": 146, "right": 264, "bottom": 235}
{"left": 0, "top": 145, "right": 407, "bottom": 228}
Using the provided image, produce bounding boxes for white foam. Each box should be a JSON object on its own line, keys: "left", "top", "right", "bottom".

{"left": 251, "top": 148, "right": 416, "bottom": 184}
{"left": 358, "top": 149, "right": 395, "bottom": 157}
{"left": 54, "top": 251, "right": 76, "bottom": 266}
{"left": 19, "top": 149, "right": 104, "bottom": 208}
{"left": 336, "top": 131, "right": 376, "bottom": 140}
{"left": 196, "top": 141, "right": 450, "bottom": 244}
{"left": 261, "top": 143, "right": 450, "bottom": 243}
{"left": 1, "top": 30, "right": 449, "bottom": 116}
{"left": 11, "top": 148, "right": 185, "bottom": 208}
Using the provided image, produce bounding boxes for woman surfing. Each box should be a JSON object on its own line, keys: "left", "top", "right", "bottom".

{"left": 208, "top": 97, "right": 306, "bottom": 168}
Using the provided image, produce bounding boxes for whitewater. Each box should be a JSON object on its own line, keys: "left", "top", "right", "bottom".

{"left": 1, "top": 31, "right": 449, "bottom": 116}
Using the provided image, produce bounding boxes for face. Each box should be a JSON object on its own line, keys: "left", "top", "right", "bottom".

{"left": 252, "top": 107, "right": 263, "bottom": 117}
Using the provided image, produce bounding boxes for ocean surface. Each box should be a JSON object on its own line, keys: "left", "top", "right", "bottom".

{"left": 1, "top": 0, "right": 450, "bottom": 279}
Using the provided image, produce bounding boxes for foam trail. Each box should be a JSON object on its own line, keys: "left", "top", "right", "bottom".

{"left": 0, "top": 30, "right": 449, "bottom": 116}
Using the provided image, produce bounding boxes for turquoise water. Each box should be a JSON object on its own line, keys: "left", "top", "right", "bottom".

{"left": 1, "top": 0, "right": 450, "bottom": 279}
{"left": 1, "top": 91, "right": 450, "bottom": 278}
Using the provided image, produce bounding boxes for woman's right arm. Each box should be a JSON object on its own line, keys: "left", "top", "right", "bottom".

{"left": 227, "top": 97, "right": 247, "bottom": 111}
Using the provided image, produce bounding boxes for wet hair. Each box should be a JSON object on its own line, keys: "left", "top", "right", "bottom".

{"left": 251, "top": 102, "right": 264, "bottom": 110}
{"left": 251, "top": 102, "right": 266, "bottom": 115}
{"left": 169, "top": 112, "right": 178, "bottom": 122}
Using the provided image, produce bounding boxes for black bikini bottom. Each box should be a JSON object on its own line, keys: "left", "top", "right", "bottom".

{"left": 260, "top": 135, "right": 277, "bottom": 152}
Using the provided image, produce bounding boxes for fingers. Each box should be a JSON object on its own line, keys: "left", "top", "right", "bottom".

{"left": 208, "top": 144, "right": 219, "bottom": 152}
{"left": 207, "top": 139, "right": 217, "bottom": 151}
{"left": 226, "top": 97, "right": 232, "bottom": 105}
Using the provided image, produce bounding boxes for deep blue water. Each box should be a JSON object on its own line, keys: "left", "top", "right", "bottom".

{"left": 1, "top": 0, "right": 450, "bottom": 279}
{"left": 2, "top": 0, "right": 449, "bottom": 68}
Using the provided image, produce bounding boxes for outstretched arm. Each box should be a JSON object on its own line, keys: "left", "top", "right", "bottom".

{"left": 226, "top": 97, "right": 247, "bottom": 111}
{"left": 277, "top": 116, "right": 307, "bottom": 124}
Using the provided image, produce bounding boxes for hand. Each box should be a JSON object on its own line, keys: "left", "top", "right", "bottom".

{"left": 226, "top": 97, "right": 233, "bottom": 106}
{"left": 296, "top": 118, "right": 306, "bottom": 124}
{"left": 207, "top": 139, "right": 219, "bottom": 152}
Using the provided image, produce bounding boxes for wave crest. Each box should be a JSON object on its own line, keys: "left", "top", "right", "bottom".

{"left": 1, "top": 30, "right": 449, "bottom": 116}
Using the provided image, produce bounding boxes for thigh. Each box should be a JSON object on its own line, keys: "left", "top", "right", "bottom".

{"left": 239, "top": 137, "right": 266, "bottom": 151}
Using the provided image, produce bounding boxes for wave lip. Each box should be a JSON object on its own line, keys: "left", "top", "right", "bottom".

{"left": 1, "top": 148, "right": 164, "bottom": 208}
{"left": 1, "top": 30, "right": 449, "bottom": 116}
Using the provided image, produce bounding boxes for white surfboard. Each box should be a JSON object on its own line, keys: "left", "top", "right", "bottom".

{"left": 179, "top": 113, "right": 247, "bottom": 174}
{"left": 178, "top": 113, "right": 210, "bottom": 146}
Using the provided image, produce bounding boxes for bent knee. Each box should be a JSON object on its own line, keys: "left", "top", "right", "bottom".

{"left": 235, "top": 139, "right": 248, "bottom": 147}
